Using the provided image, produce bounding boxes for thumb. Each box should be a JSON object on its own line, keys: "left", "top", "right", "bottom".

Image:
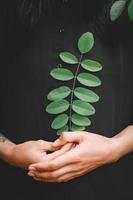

{"left": 39, "top": 140, "right": 55, "bottom": 152}
{"left": 53, "top": 131, "right": 82, "bottom": 148}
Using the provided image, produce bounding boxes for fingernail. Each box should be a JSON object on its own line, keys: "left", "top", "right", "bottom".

{"left": 28, "top": 172, "right": 34, "bottom": 177}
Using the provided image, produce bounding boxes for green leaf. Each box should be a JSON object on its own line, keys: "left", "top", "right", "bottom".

{"left": 110, "top": 0, "right": 127, "bottom": 21}
{"left": 71, "top": 124, "right": 86, "bottom": 131}
{"left": 50, "top": 68, "right": 74, "bottom": 81}
{"left": 78, "top": 32, "right": 94, "bottom": 54}
{"left": 74, "top": 87, "right": 99, "bottom": 103}
{"left": 46, "top": 99, "right": 69, "bottom": 114}
{"left": 81, "top": 59, "right": 102, "bottom": 72}
{"left": 128, "top": 0, "right": 133, "bottom": 20}
{"left": 72, "top": 100, "right": 95, "bottom": 116}
{"left": 77, "top": 73, "right": 101, "bottom": 87}
{"left": 57, "top": 125, "right": 69, "bottom": 136}
{"left": 47, "top": 86, "right": 71, "bottom": 101}
{"left": 59, "top": 52, "right": 78, "bottom": 64}
{"left": 72, "top": 113, "right": 91, "bottom": 126}
{"left": 51, "top": 114, "right": 69, "bottom": 130}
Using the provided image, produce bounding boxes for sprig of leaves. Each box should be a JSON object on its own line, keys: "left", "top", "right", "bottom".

{"left": 110, "top": 0, "right": 133, "bottom": 21}
{"left": 46, "top": 32, "right": 103, "bottom": 135}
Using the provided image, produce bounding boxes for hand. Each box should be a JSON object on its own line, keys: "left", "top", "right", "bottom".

{"left": 6, "top": 140, "right": 56, "bottom": 169}
{"left": 29, "top": 131, "right": 120, "bottom": 182}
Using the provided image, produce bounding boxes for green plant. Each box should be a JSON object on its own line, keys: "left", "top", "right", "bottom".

{"left": 110, "top": 0, "right": 133, "bottom": 21}
{"left": 46, "top": 32, "right": 103, "bottom": 135}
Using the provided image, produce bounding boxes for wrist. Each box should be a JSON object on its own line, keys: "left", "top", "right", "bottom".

{"left": 103, "top": 138, "right": 122, "bottom": 164}
{"left": 108, "top": 129, "right": 133, "bottom": 164}
{"left": 0, "top": 141, "right": 17, "bottom": 165}
{"left": 108, "top": 137, "right": 124, "bottom": 163}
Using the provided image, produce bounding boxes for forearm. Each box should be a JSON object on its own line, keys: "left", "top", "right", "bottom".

{"left": 0, "top": 133, "right": 16, "bottom": 163}
{"left": 113, "top": 125, "right": 133, "bottom": 160}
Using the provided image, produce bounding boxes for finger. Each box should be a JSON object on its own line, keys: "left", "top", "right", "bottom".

{"left": 33, "top": 177, "right": 42, "bottom": 181}
{"left": 33, "top": 177, "right": 45, "bottom": 182}
{"left": 39, "top": 140, "right": 55, "bottom": 152}
{"left": 38, "top": 170, "right": 85, "bottom": 183}
{"left": 58, "top": 171, "right": 84, "bottom": 182}
{"left": 29, "top": 163, "right": 80, "bottom": 180}
{"left": 29, "top": 148, "right": 79, "bottom": 171}
{"left": 53, "top": 131, "right": 83, "bottom": 148}
{"left": 28, "top": 171, "right": 35, "bottom": 177}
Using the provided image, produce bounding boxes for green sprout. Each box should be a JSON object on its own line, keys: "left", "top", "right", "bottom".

{"left": 46, "top": 32, "right": 103, "bottom": 135}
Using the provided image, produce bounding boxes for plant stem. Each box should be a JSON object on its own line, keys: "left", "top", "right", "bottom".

{"left": 69, "top": 54, "right": 83, "bottom": 130}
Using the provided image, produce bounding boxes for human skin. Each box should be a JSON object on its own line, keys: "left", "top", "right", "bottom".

{"left": 28, "top": 125, "right": 133, "bottom": 183}
{"left": 0, "top": 135, "right": 73, "bottom": 169}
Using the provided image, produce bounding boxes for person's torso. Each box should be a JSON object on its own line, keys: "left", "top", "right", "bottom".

{"left": 0, "top": 1, "right": 133, "bottom": 199}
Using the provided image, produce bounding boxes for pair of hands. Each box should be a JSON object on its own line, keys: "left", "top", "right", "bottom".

{"left": 8, "top": 131, "right": 120, "bottom": 183}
